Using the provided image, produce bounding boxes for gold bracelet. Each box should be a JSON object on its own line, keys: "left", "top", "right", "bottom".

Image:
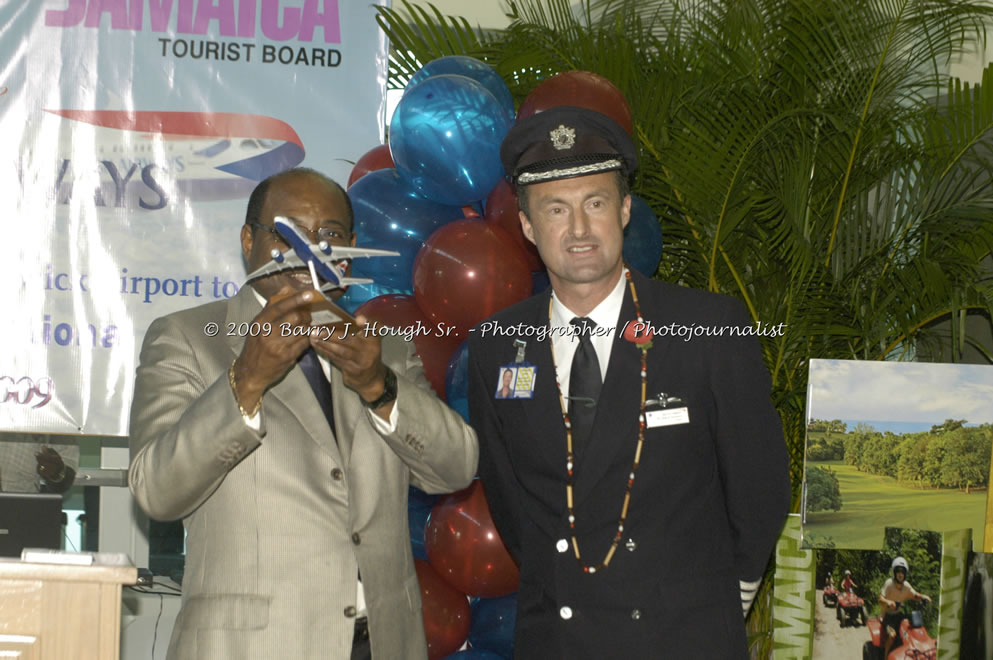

{"left": 228, "top": 361, "right": 263, "bottom": 418}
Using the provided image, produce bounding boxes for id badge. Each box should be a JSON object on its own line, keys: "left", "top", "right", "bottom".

{"left": 495, "top": 363, "right": 537, "bottom": 400}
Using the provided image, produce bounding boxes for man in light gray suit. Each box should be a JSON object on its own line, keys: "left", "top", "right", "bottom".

{"left": 129, "top": 167, "right": 478, "bottom": 660}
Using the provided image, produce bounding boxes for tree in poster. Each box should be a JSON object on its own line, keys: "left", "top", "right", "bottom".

{"left": 806, "top": 465, "right": 842, "bottom": 512}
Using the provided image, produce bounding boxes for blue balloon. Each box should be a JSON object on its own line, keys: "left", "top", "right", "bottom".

{"left": 348, "top": 169, "right": 464, "bottom": 290}
{"left": 391, "top": 74, "right": 512, "bottom": 206}
{"left": 407, "top": 56, "right": 515, "bottom": 122}
{"left": 408, "top": 485, "right": 439, "bottom": 511}
{"left": 530, "top": 270, "right": 551, "bottom": 294}
{"left": 623, "top": 194, "right": 663, "bottom": 277}
{"left": 468, "top": 594, "right": 517, "bottom": 659}
{"left": 408, "top": 486, "right": 437, "bottom": 560}
{"left": 409, "top": 501, "right": 432, "bottom": 561}
{"left": 444, "top": 340, "right": 470, "bottom": 423}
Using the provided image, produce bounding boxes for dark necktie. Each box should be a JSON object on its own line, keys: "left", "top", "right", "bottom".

{"left": 569, "top": 317, "right": 601, "bottom": 459}
{"left": 299, "top": 350, "right": 360, "bottom": 582}
{"left": 298, "top": 348, "right": 336, "bottom": 439}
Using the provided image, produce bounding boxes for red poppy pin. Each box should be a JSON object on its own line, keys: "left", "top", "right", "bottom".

{"left": 624, "top": 319, "right": 654, "bottom": 353}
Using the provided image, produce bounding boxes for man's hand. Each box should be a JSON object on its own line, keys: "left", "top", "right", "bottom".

{"left": 36, "top": 446, "right": 75, "bottom": 492}
{"left": 309, "top": 314, "right": 391, "bottom": 416}
{"left": 36, "top": 446, "right": 65, "bottom": 481}
{"left": 231, "top": 288, "right": 318, "bottom": 413}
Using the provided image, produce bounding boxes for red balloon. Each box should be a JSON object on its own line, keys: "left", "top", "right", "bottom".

{"left": 483, "top": 179, "right": 543, "bottom": 272}
{"left": 415, "top": 559, "right": 471, "bottom": 660}
{"left": 425, "top": 480, "right": 521, "bottom": 598}
{"left": 517, "top": 71, "right": 634, "bottom": 136}
{"left": 347, "top": 144, "right": 395, "bottom": 188}
{"left": 355, "top": 294, "right": 461, "bottom": 399}
{"left": 461, "top": 205, "right": 481, "bottom": 218}
{"left": 413, "top": 220, "right": 532, "bottom": 334}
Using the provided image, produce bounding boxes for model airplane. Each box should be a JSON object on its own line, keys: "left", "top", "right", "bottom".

{"left": 246, "top": 216, "right": 399, "bottom": 326}
{"left": 245, "top": 215, "right": 399, "bottom": 292}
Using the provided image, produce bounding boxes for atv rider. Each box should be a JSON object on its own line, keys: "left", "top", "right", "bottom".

{"left": 879, "top": 556, "right": 932, "bottom": 657}
{"left": 841, "top": 569, "right": 857, "bottom": 593}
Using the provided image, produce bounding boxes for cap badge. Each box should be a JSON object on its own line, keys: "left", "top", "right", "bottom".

{"left": 549, "top": 125, "right": 576, "bottom": 151}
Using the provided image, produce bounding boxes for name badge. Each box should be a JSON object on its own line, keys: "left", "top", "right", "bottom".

{"left": 495, "top": 363, "right": 537, "bottom": 400}
{"left": 645, "top": 407, "right": 690, "bottom": 428}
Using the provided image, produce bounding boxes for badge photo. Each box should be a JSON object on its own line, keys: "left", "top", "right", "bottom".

{"left": 495, "top": 363, "right": 537, "bottom": 400}
{"left": 495, "top": 366, "right": 517, "bottom": 399}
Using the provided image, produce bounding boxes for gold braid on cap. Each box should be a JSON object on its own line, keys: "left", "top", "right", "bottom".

{"left": 516, "top": 159, "right": 623, "bottom": 184}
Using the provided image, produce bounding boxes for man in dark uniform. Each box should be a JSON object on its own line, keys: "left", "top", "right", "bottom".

{"left": 467, "top": 106, "right": 790, "bottom": 658}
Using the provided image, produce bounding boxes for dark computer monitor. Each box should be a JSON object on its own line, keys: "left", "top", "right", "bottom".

{"left": 0, "top": 492, "right": 63, "bottom": 558}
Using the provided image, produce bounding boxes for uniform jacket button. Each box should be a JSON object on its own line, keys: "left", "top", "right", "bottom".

{"left": 352, "top": 532, "right": 361, "bottom": 545}
{"left": 556, "top": 539, "right": 569, "bottom": 553}
{"left": 344, "top": 606, "right": 357, "bottom": 618}
{"left": 559, "top": 606, "right": 573, "bottom": 620}
{"left": 631, "top": 609, "right": 641, "bottom": 620}
{"left": 331, "top": 468, "right": 344, "bottom": 480}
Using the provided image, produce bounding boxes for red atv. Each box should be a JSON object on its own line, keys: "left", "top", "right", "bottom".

{"left": 823, "top": 583, "right": 840, "bottom": 607}
{"left": 863, "top": 601, "right": 936, "bottom": 660}
{"left": 837, "top": 587, "right": 868, "bottom": 627}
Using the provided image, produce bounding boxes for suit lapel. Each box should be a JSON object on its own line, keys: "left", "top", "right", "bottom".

{"left": 224, "top": 287, "right": 343, "bottom": 462}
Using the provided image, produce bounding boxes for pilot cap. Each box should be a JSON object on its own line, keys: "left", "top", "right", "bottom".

{"left": 500, "top": 106, "right": 638, "bottom": 186}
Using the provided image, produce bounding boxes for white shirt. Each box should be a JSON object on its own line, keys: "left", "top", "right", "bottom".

{"left": 549, "top": 269, "right": 628, "bottom": 408}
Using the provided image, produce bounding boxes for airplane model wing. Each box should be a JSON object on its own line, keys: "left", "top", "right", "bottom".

{"left": 243, "top": 250, "right": 309, "bottom": 282}
{"left": 320, "top": 278, "right": 374, "bottom": 291}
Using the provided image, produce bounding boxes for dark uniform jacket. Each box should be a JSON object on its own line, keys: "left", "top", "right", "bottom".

{"left": 468, "top": 269, "right": 790, "bottom": 659}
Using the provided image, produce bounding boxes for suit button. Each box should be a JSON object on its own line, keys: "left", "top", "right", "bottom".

{"left": 352, "top": 532, "right": 361, "bottom": 545}
{"left": 626, "top": 538, "right": 637, "bottom": 552}
{"left": 631, "top": 609, "right": 641, "bottom": 620}
{"left": 344, "top": 606, "right": 357, "bottom": 618}
{"left": 331, "top": 468, "right": 344, "bottom": 481}
{"left": 556, "top": 539, "right": 569, "bottom": 553}
{"left": 559, "top": 606, "right": 573, "bottom": 620}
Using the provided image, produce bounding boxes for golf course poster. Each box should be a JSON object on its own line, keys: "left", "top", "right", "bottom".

{"left": 800, "top": 359, "right": 993, "bottom": 552}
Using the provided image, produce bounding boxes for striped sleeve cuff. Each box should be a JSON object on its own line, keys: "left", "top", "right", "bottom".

{"left": 740, "top": 578, "right": 761, "bottom": 617}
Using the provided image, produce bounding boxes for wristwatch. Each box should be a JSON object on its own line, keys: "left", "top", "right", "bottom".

{"left": 361, "top": 367, "right": 397, "bottom": 409}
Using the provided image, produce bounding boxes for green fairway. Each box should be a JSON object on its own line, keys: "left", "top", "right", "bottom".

{"left": 803, "top": 461, "right": 987, "bottom": 551}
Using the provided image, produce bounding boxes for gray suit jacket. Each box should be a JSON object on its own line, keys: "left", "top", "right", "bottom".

{"left": 129, "top": 287, "right": 478, "bottom": 660}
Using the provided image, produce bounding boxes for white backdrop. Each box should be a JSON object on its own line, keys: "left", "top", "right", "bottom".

{"left": 0, "top": 0, "right": 390, "bottom": 435}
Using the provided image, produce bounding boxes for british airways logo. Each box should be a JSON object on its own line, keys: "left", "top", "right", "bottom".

{"left": 45, "top": 0, "right": 342, "bottom": 43}
{"left": 42, "top": 110, "right": 306, "bottom": 210}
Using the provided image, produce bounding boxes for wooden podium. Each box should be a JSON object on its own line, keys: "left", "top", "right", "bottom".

{"left": 0, "top": 559, "right": 137, "bottom": 659}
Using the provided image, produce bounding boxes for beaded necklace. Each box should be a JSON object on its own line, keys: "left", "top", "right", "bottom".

{"left": 549, "top": 269, "right": 649, "bottom": 573}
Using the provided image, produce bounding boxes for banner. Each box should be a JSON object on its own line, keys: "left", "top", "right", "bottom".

{"left": 0, "top": 0, "right": 389, "bottom": 435}
{"left": 937, "top": 528, "right": 972, "bottom": 659}
{"left": 773, "top": 514, "right": 816, "bottom": 659}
